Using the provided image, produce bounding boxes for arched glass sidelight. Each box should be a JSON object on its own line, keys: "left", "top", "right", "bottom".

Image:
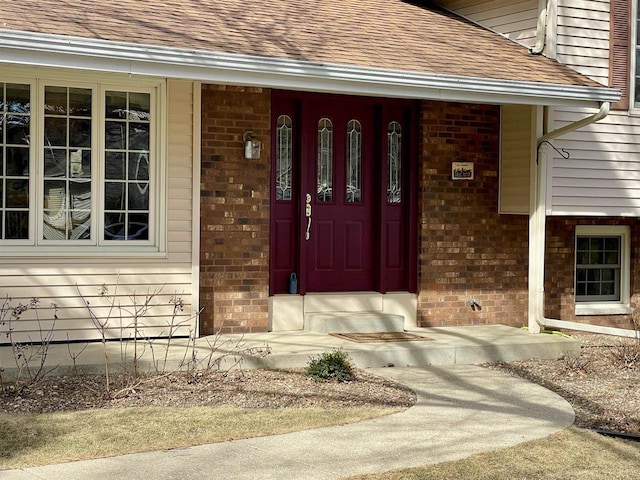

{"left": 387, "top": 121, "right": 402, "bottom": 204}
{"left": 317, "top": 118, "right": 333, "bottom": 202}
{"left": 346, "top": 119, "right": 362, "bottom": 203}
{"left": 275, "top": 115, "right": 293, "bottom": 201}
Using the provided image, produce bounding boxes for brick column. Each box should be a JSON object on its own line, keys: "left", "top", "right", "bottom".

{"left": 199, "top": 85, "right": 271, "bottom": 335}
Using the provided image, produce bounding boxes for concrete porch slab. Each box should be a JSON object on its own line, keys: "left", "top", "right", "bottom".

{"left": 0, "top": 325, "right": 579, "bottom": 380}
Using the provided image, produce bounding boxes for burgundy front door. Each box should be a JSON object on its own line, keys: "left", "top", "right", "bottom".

{"left": 270, "top": 92, "right": 417, "bottom": 295}
{"left": 302, "top": 101, "right": 376, "bottom": 291}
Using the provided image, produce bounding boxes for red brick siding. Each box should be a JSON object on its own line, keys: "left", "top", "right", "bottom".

{"left": 199, "top": 85, "right": 271, "bottom": 335}
{"left": 417, "top": 101, "right": 529, "bottom": 327}
{"left": 201, "top": 92, "right": 638, "bottom": 334}
{"left": 545, "top": 217, "right": 639, "bottom": 329}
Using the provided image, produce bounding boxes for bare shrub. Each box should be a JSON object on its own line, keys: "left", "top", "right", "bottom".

{"left": 3, "top": 280, "right": 271, "bottom": 399}
{"left": 609, "top": 338, "right": 640, "bottom": 369}
{"left": 75, "top": 281, "right": 270, "bottom": 396}
{"left": 0, "top": 296, "right": 57, "bottom": 389}
{"left": 609, "top": 308, "right": 640, "bottom": 369}
{"left": 559, "top": 351, "right": 592, "bottom": 374}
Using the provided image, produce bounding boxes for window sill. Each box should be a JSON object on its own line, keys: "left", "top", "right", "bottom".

{"left": 0, "top": 245, "right": 166, "bottom": 259}
{"left": 575, "top": 303, "right": 632, "bottom": 316}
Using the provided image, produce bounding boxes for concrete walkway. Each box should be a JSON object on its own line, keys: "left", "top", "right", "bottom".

{"left": 2, "top": 364, "right": 575, "bottom": 480}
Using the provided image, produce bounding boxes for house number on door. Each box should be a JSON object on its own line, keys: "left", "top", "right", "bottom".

{"left": 305, "top": 193, "right": 312, "bottom": 240}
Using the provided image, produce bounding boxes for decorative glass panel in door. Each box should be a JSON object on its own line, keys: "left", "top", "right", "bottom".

{"left": 387, "top": 121, "right": 402, "bottom": 204}
{"left": 346, "top": 119, "right": 362, "bottom": 203}
{"left": 276, "top": 115, "right": 292, "bottom": 201}
{"left": 317, "top": 118, "right": 333, "bottom": 202}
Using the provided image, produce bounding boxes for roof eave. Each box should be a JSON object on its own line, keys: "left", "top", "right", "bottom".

{"left": 0, "top": 29, "right": 620, "bottom": 107}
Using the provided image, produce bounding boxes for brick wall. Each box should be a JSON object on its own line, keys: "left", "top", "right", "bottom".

{"left": 417, "top": 101, "right": 529, "bottom": 327}
{"left": 199, "top": 85, "right": 271, "bottom": 335}
{"left": 545, "top": 217, "right": 639, "bottom": 329}
{"left": 200, "top": 91, "right": 638, "bottom": 335}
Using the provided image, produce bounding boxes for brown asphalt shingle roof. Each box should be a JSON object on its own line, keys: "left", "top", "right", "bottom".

{"left": 1, "top": 0, "right": 604, "bottom": 88}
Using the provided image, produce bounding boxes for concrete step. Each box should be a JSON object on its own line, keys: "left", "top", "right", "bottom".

{"left": 303, "top": 292, "right": 383, "bottom": 313}
{"left": 304, "top": 312, "right": 405, "bottom": 334}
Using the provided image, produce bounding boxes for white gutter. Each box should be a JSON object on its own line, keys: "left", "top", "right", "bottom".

{"left": 0, "top": 29, "right": 619, "bottom": 107}
{"left": 538, "top": 102, "right": 610, "bottom": 144}
{"left": 541, "top": 318, "right": 639, "bottom": 338}
{"left": 529, "top": 102, "right": 638, "bottom": 338}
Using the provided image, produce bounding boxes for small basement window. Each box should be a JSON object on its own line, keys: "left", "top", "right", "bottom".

{"left": 575, "top": 225, "right": 630, "bottom": 315}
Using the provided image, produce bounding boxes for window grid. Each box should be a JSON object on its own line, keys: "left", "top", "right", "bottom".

{"left": 0, "top": 82, "right": 30, "bottom": 240}
{"left": 0, "top": 77, "right": 159, "bottom": 249}
{"left": 104, "top": 91, "right": 151, "bottom": 241}
{"left": 42, "top": 86, "right": 93, "bottom": 240}
{"left": 576, "top": 235, "right": 621, "bottom": 302}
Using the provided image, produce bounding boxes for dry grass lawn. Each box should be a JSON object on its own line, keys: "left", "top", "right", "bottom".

{"left": 347, "top": 427, "right": 640, "bottom": 480}
{"left": 0, "top": 405, "right": 402, "bottom": 469}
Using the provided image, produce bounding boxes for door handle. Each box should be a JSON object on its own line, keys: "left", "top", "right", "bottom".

{"left": 305, "top": 193, "right": 312, "bottom": 240}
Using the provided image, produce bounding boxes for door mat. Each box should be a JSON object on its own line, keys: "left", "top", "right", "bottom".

{"left": 329, "top": 332, "right": 434, "bottom": 343}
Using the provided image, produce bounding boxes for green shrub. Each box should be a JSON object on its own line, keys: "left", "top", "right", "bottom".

{"left": 306, "top": 349, "right": 355, "bottom": 382}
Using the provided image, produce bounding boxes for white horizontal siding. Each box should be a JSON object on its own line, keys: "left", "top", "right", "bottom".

{"left": 0, "top": 268, "right": 194, "bottom": 343}
{"left": 556, "top": 0, "right": 610, "bottom": 82}
{"left": 547, "top": 105, "right": 640, "bottom": 216}
{"left": 439, "top": 0, "right": 539, "bottom": 46}
{"left": 0, "top": 78, "right": 196, "bottom": 344}
{"left": 547, "top": 1, "right": 640, "bottom": 217}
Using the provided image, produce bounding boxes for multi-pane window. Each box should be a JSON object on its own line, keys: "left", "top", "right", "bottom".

{"left": 575, "top": 226, "right": 629, "bottom": 306}
{"left": 575, "top": 236, "right": 621, "bottom": 301}
{"left": 0, "top": 77, "right": 159, "bottom": 249}
{"left": 43, "top": 86, "right": 92, "bottom": 240}
{"left": 104, "top": 91, "right": 151, "bottom": 240}
{"left": 0, "top": 83, "right": 30, "bottom": 240}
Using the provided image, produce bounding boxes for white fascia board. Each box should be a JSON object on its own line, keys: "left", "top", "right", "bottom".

{"left": 0, "top": 29, "right": 620, "bottom": 107}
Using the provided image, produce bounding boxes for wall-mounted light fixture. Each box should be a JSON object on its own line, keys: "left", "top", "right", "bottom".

{"left": 244, "top": 131, "right": 261, "bottom": 159}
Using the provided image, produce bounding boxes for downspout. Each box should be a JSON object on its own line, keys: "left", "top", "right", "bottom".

{"left": 528, "top": 102, "right": 610, "bottom": 334}
{"left": 530, "top": 0, "right": 554, "bottom": 55}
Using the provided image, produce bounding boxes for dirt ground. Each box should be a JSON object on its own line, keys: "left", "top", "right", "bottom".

{"left": 1, "top": 333, "right": 638, "bottom": 436}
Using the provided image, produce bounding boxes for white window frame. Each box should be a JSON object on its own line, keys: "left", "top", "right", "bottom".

{"left": 0, "top": 71, "right": 166, "bottom": 256}
{"left": 0, "top": 77, "right": 36, "bottom": 245}
{"left": 574, "top": 225, "right": 631, "bottom": 316}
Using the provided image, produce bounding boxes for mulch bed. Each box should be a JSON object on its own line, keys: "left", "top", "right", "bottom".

{"left": 488, "top": 333, "right": 640, "bottom": 435}
{"left": 0, "top": 368, "right": 416, "bottom": 413}
{"left": 1, "top": 333, "right": 638, "bottom": 437}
